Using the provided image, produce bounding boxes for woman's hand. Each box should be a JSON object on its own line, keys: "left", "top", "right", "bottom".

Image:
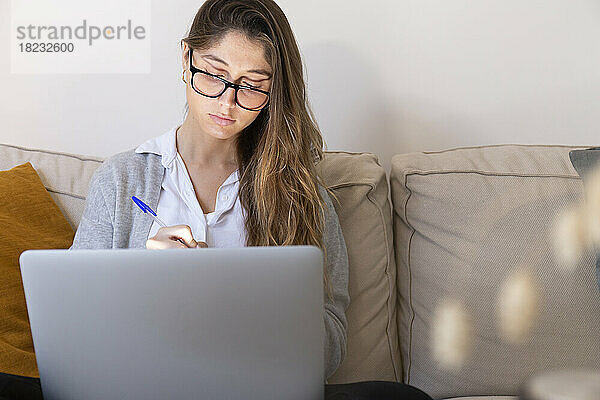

{"left": 146, "top": 225, "right": 208, "bottom": 249}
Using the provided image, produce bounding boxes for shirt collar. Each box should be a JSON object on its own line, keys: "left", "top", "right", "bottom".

{"left": 135, "top": 126, "right": 240, "bottom": 184}
{"left": 134, "top": 126, "right": 179, "bottom": 169}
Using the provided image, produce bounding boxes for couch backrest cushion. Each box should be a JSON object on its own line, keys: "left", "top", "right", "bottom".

{"left": 0, "top": 143, "right": 103, "bottom": 230}
{"left": 317, "top": 151, "right": 401, "bottom": 383}
{"left": 390, "top": 145, "right": 600, "bottom": 399}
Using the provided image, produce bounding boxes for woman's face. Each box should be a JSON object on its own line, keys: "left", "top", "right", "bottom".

{"left": 182, "top": 31, "right": 273, "bottom": 140}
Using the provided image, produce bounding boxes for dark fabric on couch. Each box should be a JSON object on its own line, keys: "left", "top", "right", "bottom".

{"left": 0, "top": 371, "right": 432, "bottom": 400}
{"left": 569, "top": 147, "right": 600, "bottom": 290}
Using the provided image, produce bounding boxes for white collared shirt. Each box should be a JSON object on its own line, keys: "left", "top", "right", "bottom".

{"left": 134, "top": 125, "right": 246, "bottom": 247}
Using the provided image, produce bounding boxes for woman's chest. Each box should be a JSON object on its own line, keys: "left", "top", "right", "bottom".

{"left": 187, "top": 167, "right": 237, "bottom": 214}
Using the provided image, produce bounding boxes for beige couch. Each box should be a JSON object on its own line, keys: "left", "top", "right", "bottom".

{"left": 2, "top": 142, "right": 599, "bottom": 400}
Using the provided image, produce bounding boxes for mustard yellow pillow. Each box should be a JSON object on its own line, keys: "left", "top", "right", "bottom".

{"left": 0, "top": 162, "right": 74, "bottom": 378}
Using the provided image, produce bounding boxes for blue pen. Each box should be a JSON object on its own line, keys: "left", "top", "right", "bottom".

{"left": 131, "top": 196, "right": 190, "bottom": 247}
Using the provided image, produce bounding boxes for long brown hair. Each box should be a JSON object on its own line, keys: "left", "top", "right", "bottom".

{"left": 181, "top": 0, "right": 339, "bottom": 301}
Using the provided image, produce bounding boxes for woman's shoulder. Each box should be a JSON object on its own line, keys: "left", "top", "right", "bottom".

{"left": 317, "top": 183, "right": 344, "bottom": 225}
{"left": 317, "top": 184, "right": 338, "bottom": 210}
{"left": 101, "top": 149, "right": 161, "bottom": 171}
{"left": 101, "top": 148, "right": 158, "bottom": 169}
{"left": 95, "top": 148, "right": 161, "bottom": 178}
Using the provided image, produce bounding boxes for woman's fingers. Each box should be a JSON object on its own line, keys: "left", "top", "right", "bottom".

{"left": 146, "top": 225, "right": 203, "bottom": 249}
{"left": 146, "top": 237, "right": 188, "bottom": 249}
{"left": 167, "top": 225, "right": 197, "bottom": 247}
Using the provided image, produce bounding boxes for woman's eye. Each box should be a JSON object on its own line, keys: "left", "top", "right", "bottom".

{"left": 207, "top": 72, "right": 258, "bottom": 88}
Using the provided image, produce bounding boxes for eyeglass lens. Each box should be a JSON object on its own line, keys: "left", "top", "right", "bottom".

{"left": 192, "top": 73, "right": 268, "bottom": 110}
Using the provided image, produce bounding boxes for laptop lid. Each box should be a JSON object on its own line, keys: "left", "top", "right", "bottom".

{"left": 19, "top": 246, "right": 324, "bottom": 400}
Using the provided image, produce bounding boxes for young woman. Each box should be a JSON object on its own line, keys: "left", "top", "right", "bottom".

{"left": 0, "top": 1, "right": 432, "bottom": 399}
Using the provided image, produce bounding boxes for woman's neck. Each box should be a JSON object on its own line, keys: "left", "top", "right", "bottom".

{"left": 176, "top": 119, "right": 238, "bottom": 169}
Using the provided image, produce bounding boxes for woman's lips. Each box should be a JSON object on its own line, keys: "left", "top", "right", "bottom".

{"left": 210, "top": 114, "right": 235, "bottom": 126}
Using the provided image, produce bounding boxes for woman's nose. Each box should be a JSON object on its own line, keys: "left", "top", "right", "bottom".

{"left": 219, "top": 86, "right": 237, "bottom": 108}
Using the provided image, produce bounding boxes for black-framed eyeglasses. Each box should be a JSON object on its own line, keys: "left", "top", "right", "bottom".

{"left": 187, "top": 48, "right": 270, "bottom": 112}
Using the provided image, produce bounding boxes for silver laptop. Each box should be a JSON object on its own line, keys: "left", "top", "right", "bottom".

{"left": 19, "top": 246, "right": 325, "bottom": 400}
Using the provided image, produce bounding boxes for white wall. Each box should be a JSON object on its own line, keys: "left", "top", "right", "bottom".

{"left": 2, "top": 0, "right": 600, "bottom": 174}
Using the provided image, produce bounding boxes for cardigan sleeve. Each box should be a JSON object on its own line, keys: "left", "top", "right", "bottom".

{"left": 70, "top": 162, "right": 114, "bottom": 249}
{"left": 319, "top": 185, "right": 351, "bottom": 382}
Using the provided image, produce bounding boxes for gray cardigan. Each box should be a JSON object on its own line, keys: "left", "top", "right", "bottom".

{"left": 70, "top": 149, "right": 351, "bottom": 381}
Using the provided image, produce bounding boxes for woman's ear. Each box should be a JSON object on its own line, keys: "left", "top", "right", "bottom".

{"left": 181, "top": 42, "right": 188, "bottom": 71}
